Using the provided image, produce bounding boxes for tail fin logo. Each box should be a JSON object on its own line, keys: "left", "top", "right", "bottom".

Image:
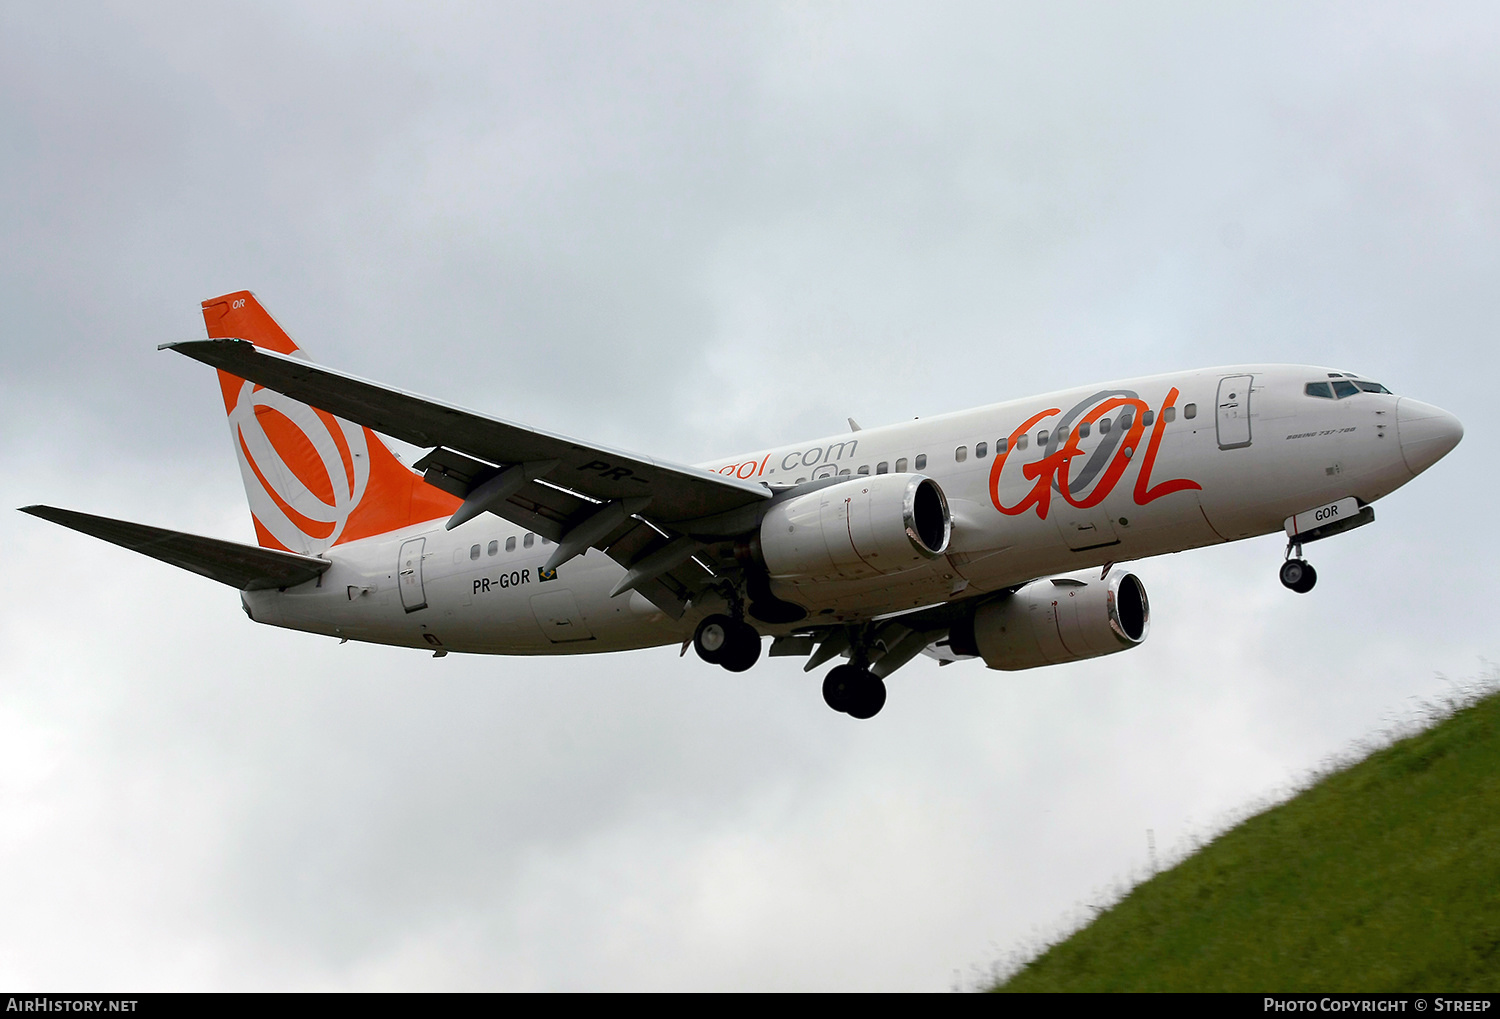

{"left": 227, "top": 378, "right": 370, "bottom": 554}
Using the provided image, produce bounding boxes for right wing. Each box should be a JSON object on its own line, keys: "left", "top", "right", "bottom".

{"left": 21, "top": 505, "right": 331, "bottom": 592}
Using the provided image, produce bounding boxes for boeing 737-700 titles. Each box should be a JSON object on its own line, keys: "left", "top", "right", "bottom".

{"left": 22, "top": 292, "right": 1465, "bottom": 718}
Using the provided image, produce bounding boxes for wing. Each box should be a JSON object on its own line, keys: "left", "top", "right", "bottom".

{"left": 21, "top": 505, "right": 331, "bottom": 591}
{"left": 165, "top": 338, "right": 772, "bottom": 616}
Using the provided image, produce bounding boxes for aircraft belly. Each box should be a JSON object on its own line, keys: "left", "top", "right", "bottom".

{"left": 433, "top": 546, "right": 684, "bottom": 655}
{"left": 244, "top": 530, "right": 639, "bottom": 655}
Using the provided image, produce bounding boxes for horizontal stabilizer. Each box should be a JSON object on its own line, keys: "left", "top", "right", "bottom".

{"left": 20, "top": 506, "right": 331, "bottom": 591}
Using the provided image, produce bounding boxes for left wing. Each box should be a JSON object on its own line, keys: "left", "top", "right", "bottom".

{"left": 166, "top": 338, "right": 772, "bottom": 616}
{"left": 21, "top": 505, "right": 332, "bottom": 591}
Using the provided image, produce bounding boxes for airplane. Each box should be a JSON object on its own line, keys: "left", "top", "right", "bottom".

{"left": 21, "top": 291, "right": 1464, "bottom": 719}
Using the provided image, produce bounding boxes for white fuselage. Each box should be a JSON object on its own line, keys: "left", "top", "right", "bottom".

{"left": 241, "top": 365, "right": 1451, "bottom": 656}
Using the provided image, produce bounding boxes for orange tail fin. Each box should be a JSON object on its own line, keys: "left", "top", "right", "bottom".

{"left": 202, "top": 291, "right": 459, "bottom": 554}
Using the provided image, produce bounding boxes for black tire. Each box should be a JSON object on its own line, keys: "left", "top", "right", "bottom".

{"left": 1279, "top": 559, "right": 1307, "bottom": 590}
{"left": 720, "top": 621, "right": 763, "bottom": 673}
{"left": 1292, "top": 562, "right": 1318, "bottom": 594}
{"left": 845, "top": 673, "right": 887, "bottom": 720}
{"left": 822, "top": 664, "right": 862, "bottom": 712}
{"left": 693, "top": 614, "right": 734, "bottom": 665}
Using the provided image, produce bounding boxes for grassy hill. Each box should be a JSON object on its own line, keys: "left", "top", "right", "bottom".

{"left": 992, "top": 684, "right": 1500, "bottom": 992}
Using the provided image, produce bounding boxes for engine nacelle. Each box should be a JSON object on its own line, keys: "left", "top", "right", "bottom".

{"left": 949, "top": 569, "right": 1149, "bottom": 671}
{"left": 757, "top": 474, "right": 951, "bottom": 583}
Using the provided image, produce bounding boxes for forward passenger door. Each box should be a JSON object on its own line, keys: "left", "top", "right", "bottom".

{"left": 1217, "top": 375, "right": 1254, "bottom": 450}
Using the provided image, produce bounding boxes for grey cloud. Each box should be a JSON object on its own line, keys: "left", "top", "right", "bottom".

{"left": 2, "top": 1, "right": 1496, "bottom": 990}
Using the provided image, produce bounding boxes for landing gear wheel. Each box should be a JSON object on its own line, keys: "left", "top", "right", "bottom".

{"left": 822, "top": 664, "right": 860, "bottom": 712}
{"left": 719, "top": 621, "right": 763, "bottom": 673}
{"left": 1278, "top": 559, "right": 1305, "bottom": 589}
{"left": 693, "top": 614, "right": 734, "bottom": 664}
{"left": 1292, "top": 562, "right": 1317, "bottom": 593}
{"left": 1279, "top": 559, "right": 1317, "bottom": 594}
{"left": 822, "top": 664, "right": 886, "bottom": 718}
{"left": 845, "top": 673, "right": 887, "bottom": 719}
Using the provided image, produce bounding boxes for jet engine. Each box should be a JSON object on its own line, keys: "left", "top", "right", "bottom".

{"left": 948, "top": 569, "right": 1149, "bottom": 671}
{"left": 755, "top": 474, "right": 951, "bottom": 584}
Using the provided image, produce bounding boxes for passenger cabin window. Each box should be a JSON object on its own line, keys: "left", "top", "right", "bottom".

{"left": 1305, "top": 382, "right": 1334, "bottom": 398}
{"left": 895, "top": 458, "right": 908, "bottom": 472}
{"left": 1079, "top": 422, "right": 1090, "bottom": 438}
{"left": 1119, "top": 413, "right": 1134, "bottom": 432}
{"left": 469, "top": 544, "right": 481, "bottom": 560}
{"left": 1100, "top": 417, "right": 1111, "bottom": 434}
{"left": 857, "top": 465, "right": 870, "bottom": 475}
{"left": 839, "top": 469, "right": 851, "bottom": 476}
{"left": 1163, "top": 407, "right": 1176, "bottom": 423}
{"left": 997, "top": 437, "right": 1008, "bottom": 453}
{"left": 1036, "top": 430, "right": 1048, "bottom": 445}
{"left": 975, "top": 441, "right": 988, "bottom": 458}
{"left": 1143, "top": 410, "right": 1154, "bottom": 426}
{"left": 914, "top": 454, "right": 927, "bottom": 470}
{"left": 955, "top": 446, "right": 968, "bottom": 463}
{"left": 1016, "top": 434, "right": 1028, "bottom": 450}
{"left": 1184, "top": 403, "right": 1197, "bottom": 419}
{"left": 876, "top": 461, "right": 889, "bottom": 474}
{"left": 524, "top": 533, "right": 535, "bottom": 548}
{"left": 506, "top": 536, "right": 516, "bottom": 552}
{"left": 487, "top": 540, "right": 498, "bottom": 556}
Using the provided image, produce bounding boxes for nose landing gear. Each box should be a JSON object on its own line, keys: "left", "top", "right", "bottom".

{"left": 1280, "top": 540, "right": 1317, "bottom": 593}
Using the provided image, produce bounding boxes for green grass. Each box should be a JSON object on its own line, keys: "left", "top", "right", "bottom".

{"left": 992, "top": 683, "right": 1500, "bottom": 992}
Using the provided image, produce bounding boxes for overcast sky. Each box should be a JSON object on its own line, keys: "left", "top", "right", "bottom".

{"left": 3, "top": 1, "right": 1496, "bottom": 990}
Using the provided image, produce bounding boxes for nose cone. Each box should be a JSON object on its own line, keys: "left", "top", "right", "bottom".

{"left": 1396, "top": 398, "right": 1464, "bottom": 476}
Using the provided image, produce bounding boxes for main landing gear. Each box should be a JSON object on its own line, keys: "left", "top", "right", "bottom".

{"left": 693, "top": 613, "right": 762, "bottom": 673}
{"left": 1280, "top": 540, "right": 1318, "bottom": 594}
{"left": 691, "top": 595, "right": 887, "bottom": 720}
{"left": 821, "top": 663, "right": 886, "bottom": 720}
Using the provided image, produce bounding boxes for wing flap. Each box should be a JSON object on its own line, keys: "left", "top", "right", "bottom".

{"left": 597, "top": 521, "right": 716, "bottom": 617}
{"left": 22, "top": 506, "right": 331, "bottom": 591}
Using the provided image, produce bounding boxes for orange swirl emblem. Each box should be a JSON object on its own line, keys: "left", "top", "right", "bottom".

{"left": 227, "top": 379, "right": 370, "bottom": 553}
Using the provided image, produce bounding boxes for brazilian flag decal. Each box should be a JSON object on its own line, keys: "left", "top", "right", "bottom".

{"left": 538, "top": 565, "right": 558, "bottom": 582}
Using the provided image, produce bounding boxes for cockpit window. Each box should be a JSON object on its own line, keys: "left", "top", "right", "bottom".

{"left": 1312, "top": 374, "right": 1393, "bottom": 397}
